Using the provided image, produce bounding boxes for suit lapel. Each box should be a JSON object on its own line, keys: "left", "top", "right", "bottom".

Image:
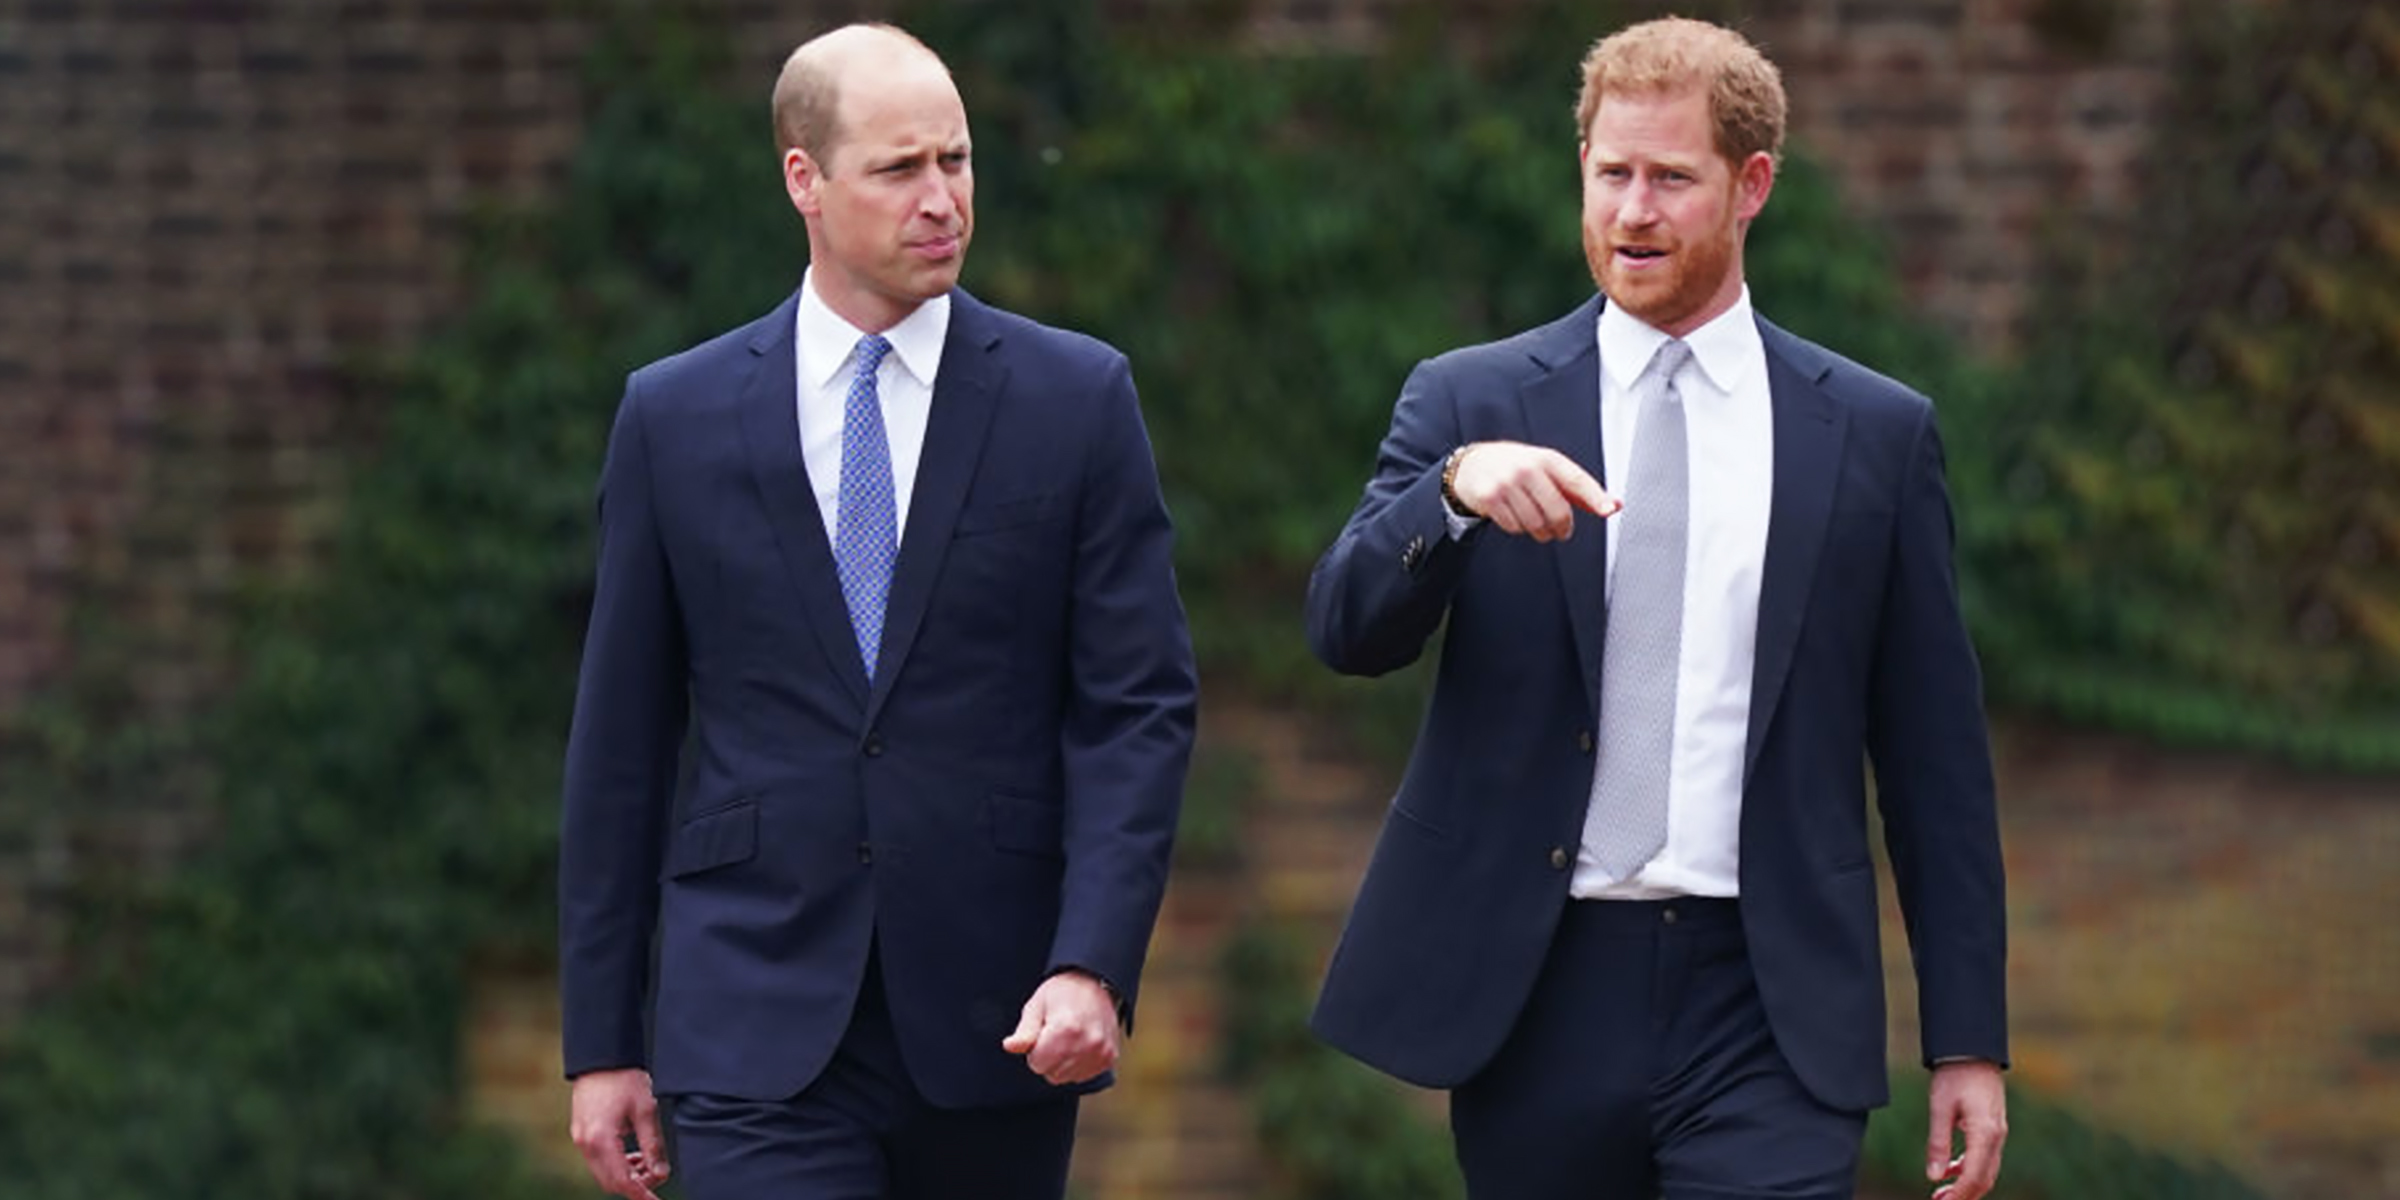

{"left": 1745, "top": 318, "right": 1846, "bottom": 780}
{"left": 865, "top": 291, "right": 1005, "bottom": 723}
{"left": 1519, "top": 297, "right": 1609, "bottom": 712}
{"left": 737, "top": 290, "right": 872, "bottom": 710}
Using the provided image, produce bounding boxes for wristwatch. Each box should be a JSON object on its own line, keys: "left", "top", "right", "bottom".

{"left": 1440, "top": 444, "right": 1479, "bottom": 518}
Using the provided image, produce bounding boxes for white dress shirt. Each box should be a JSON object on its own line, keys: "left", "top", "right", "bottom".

{"left": 793, "top": 270, "right": 950, "bottom": 545}
{"left": 1572, "top": 289, "right": 1774, "bottom": 898}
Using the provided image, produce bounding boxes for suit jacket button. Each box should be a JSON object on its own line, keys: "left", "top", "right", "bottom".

{"left": 857, "top": 842, "right": 874, "bottom": 864}
{"left": 1548, "top": 846, "right": 1569, "bottom": 870}
{"left": 1576, "top": 730, "right": 1594, "bottom": 754}
{"left": 863, "top": 734, "right": 885, "bottom": 757}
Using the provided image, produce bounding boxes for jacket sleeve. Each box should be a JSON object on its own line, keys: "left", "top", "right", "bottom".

{"left": 1046, "top": 353, "right": 1199, "bottom": 1023}
{"left": 557, "top": 377, "right": 688, "bottom": 1078}
{"left": 1867, "top": 404, "right": 2010, "bottom": 1070}
{"left": 1306, "top": 360, "right": 1483, "bottom": 677}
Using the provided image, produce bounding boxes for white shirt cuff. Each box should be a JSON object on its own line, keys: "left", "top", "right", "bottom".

{"left": 1441, "top": 504, "right": 1482, "bottom": 541}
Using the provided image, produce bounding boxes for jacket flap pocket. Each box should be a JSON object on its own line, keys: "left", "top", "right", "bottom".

{"left": 664, "top": 800, "right": 759, "bottom": 878}
{"left": 985, "top": 792, "right": 1064, "bottom": 858}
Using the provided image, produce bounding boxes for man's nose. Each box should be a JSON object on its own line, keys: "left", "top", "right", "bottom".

{"left": 918, "top": 177, "right": 958, "bottom": 222}
{"left": 1617, "top": 183, "right": 1660, "bottom": 228}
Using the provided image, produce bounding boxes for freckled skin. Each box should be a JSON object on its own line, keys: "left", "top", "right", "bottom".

{"left": 1579, "top": 87, "right": 1772, "bottom": 338}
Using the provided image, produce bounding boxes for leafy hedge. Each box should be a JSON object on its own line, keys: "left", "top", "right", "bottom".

{"left": 0, "top": 13, "right": 771, "bottom": 1198}
{"left": 0, "top": 0, "right": 2365, "bottom": 1195}
{"left": 1960, "top": 2, "right": 2400, "bottom": 769}
{"left": 1220, "top": 925, "right": 1464, "bottom": 1200}
{"left": 910, "top": 0, "right": 1995, "bottom": 695}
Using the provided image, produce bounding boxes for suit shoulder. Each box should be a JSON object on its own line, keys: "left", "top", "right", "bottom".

{"left": 1415, "top": 300, "right": 1597, "bottom": 383}
{"left": 976, "top": 301, "right": 1130, "bottom": 377}
{"left": 624, "top": 305, "right": 785, "bottom": 401}
{"left": 1764, "top": 323, "right": 1935, "bottom": 425}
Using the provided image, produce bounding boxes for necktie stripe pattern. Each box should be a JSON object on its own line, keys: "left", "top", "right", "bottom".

{"left": 834, "top": 334, "right": 898, "bottom": 681}
{"left": 1583, "top": 337, "right": 1694, "bottom": 880}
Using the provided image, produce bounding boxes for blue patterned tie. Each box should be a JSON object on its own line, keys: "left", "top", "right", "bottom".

{"left": 834, "top": 334, "right": 897, "bottom": 681}
{"left": 1583, "top": 338, "right": 1694, "bottom": 880}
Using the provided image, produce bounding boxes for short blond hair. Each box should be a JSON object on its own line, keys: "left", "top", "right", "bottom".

{"left": 1574, "top": 17, "right": 1786, "bottom": 166}
{"left": 770, "top": 22, "right": 941, "bottom": 162}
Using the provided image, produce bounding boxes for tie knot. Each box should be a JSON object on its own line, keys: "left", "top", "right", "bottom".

{"left": 1646, "top": 338, "right": 1692, "bottom": 387}
{"left": 855, "top": 334, "right": 892, "bottom": 378}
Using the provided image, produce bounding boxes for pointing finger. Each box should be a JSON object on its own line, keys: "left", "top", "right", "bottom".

{"left": 1551, "top": 460, "right": 1619, "bottom": 517}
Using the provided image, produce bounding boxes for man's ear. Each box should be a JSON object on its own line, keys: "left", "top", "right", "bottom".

{"left": 784, "top": 147, "right": 821, "bottom": 217}
{"left": 1734, "top": 150, "right": 1775, "bottom": 222}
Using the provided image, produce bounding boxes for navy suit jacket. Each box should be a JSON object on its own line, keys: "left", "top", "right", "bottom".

{"left": 558, "top": 287, "right": 1197, "bottom": 1109}
{"left": 1305, "top": 296, "right": 2006, "bottom": 1112}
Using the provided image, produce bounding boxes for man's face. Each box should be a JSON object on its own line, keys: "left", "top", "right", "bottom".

{"left": 1580, "top": 86, "right": 1772, "bottom": 337}
{"left": 787, "top": 59, "right": 974, "bottom": 332}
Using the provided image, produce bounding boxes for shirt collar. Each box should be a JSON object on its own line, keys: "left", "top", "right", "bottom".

{"left": 795, "top": 269, "right": 951, "bottom": 390}
{"left": 1597, "top": 284, "right": 1756, "bottom": 397}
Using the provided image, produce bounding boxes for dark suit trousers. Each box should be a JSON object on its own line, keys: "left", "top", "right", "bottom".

{"left": 1450, "top": 899, "right": 1864, "bottom": 1200}
{"left": 670, "top": 946, "right": 1080, "bottom": 1200}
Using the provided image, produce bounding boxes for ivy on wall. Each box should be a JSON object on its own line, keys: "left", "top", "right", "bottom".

{"left": 909, "top": 0, "right": 1996, "bottom": 698}
{"left": 1963, "top": 4, "right": 2400, "bottom": 768}
{"left": 0, "top": 13, "right": 780, "bottom": 1197}
{"left": 0, "top": 0, "right": 2383, "bottom": 1195}
{"left": 1220, "top": 925, "right": 1465, "bottom": 1200}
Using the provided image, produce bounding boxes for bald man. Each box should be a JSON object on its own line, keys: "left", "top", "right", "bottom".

{"left": 556, "top": 23, "right": 1196, "bottom": 1200}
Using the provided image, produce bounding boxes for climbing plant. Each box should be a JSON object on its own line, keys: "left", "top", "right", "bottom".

{"left": 0, "top": 0, "right": 2376, "bottom": 1196}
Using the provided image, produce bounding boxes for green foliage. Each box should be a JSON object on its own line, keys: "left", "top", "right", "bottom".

{"left": 0, "top": 13, "right": 786, "bottom": 1198}
{"left": 1964, "top": 3, "right": 2400, "bottom": 768}
{"left": 1, "top": 0, "right": 2385, "bottom": 1194}
{"left": 905, "top": 0, "right": 2013, "bottom": 702}
{"left": 1219, "top": 923, "right": 1465, "bottom": 1200}
{"left": 1174, "top": 743, "right": 1266, "bottom": 870}
{"left": 912, "top": 0, "right": 1594, "bottom": 693}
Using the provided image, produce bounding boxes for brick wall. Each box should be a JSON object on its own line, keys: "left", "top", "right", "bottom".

{"left": 1250, "top": 0, "right": 2188, "bottom": 352}
{"left": 0, "top": 0, "right": 609, "bottom": 1025}
{"left": 0, "top": 0, "right": 2206, "bottom": 723}
{"left": 0, "top": 0, "right": 598, "bottom": 722}
{"left": 13, "top": 0, "right": 2359, "bottom": 1194}
{"left": 1739, "top": 0, "right": 2182, "bottom": 351}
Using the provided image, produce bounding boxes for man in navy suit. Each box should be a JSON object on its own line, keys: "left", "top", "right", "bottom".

{"left": 1307, "top": 17, "right": 2008, "bottom": 1200}
{"left": 556, "top": 23, "right": 1196, "bottom": 1200}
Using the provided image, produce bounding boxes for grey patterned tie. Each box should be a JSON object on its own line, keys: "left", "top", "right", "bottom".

{"left": 1582, "top": 337, "right": 1694, "bottom": 881}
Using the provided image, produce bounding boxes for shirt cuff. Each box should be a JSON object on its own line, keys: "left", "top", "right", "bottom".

{"left": 1441, "top": 503, "right": 1482, "bottom": 541}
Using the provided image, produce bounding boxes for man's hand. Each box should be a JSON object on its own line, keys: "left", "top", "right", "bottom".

{"left": 569, "top": 1068, "right": 670, "bottom": 1200}
{"left": 1001, "top": 971, "right": 1122, "bottom": 1085}
{"left": 1447, "top": 441, "right": 1621, "bottom": 542}
{"left": 1926, "top": 1060, "right": 2008, "bottom": 1200}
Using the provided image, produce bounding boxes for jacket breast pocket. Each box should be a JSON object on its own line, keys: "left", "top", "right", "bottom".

{"left": 662, "top": 799, "right": 759, "bottom": 879}
{"left": 1827, "top": 500, "right": 1895, "bottom": 540}
{"left": 954, "top": 492, "right": 1064, "bottom": 538}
